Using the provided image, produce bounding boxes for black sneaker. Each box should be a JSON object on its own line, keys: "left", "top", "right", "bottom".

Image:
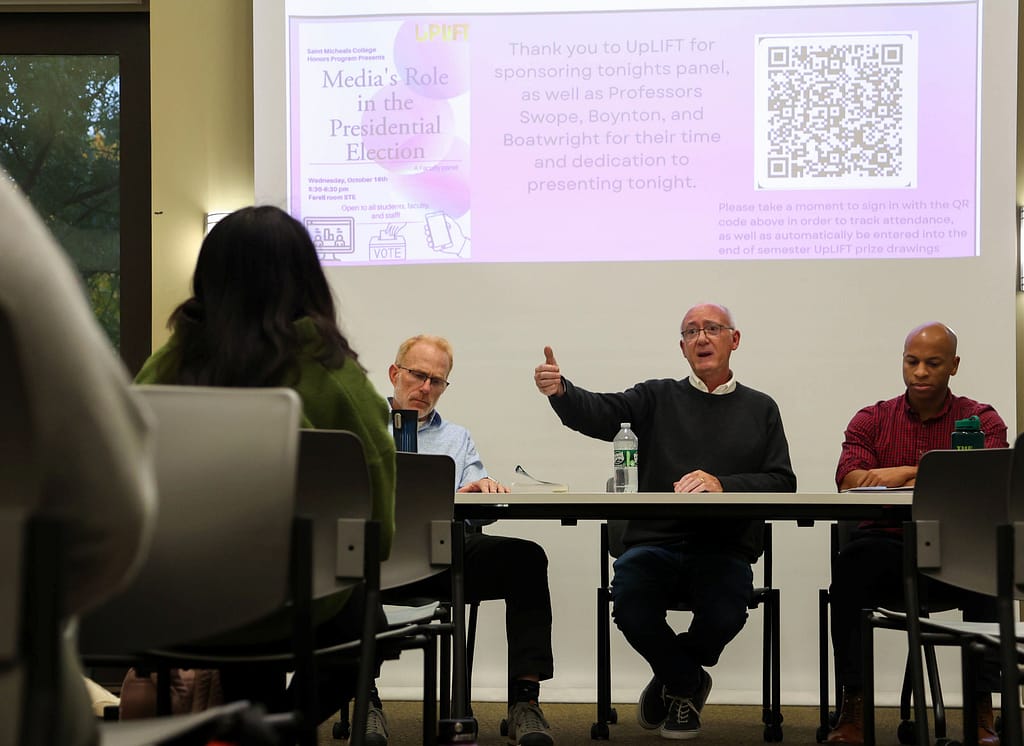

{"left": 364, "top": 704, "right": 389, "bottom": 746}
{"left": 660, "top": 695, "right": 701, "bottom": 740}
{"left": 506, "top": 701, "right": 554, "bottom": 746}
{"left": 693, "top": 668, "right": 713, "bottom": 712}
{"left": 638, "top": 675, "right": 668, "bottom": 729}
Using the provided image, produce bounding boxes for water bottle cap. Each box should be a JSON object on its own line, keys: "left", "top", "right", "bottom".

{"left": 954, "top": 415, "right": 981, "bottom": 431}
{"left": 620, "top": 422, "right": 630, "bottom": 429}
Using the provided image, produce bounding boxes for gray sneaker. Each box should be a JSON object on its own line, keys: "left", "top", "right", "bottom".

{"left": 638, "top": 676, "right": 668, "bottom": 729}
{"left": 660, "top": 695, "right": 701, "bottom": 740}
{"left": 507, "top": 701, "right": 554, "bottom": 746}
{"left": 364, "top": 704, "right": 389, "bottom": 746}
{"left": 639, "top": 669, "right": 710, "bottom": 729}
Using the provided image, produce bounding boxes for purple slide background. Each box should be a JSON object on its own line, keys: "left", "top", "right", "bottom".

{"left": 289, "top": 3, "right": 977, "bottom": 264}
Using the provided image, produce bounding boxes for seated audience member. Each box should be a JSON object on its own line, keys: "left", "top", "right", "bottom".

{"left": 534, "top": 303, "right": 796, "bottom": 741}
{"left": 828, "top": 322, "right": 1007, "bottom": 746}
{"left": 375, "top": 334, "right": 555, "bottom": 746}
{"left": 135, "top": 205, "right": 396, "bottom": 725}
{"left": 0, "top": 175, "right": 157, "bottom": 745}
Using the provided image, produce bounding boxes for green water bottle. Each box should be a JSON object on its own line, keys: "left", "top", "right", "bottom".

{"left": 951, "top": 415, "right": 985, "bottom": 450}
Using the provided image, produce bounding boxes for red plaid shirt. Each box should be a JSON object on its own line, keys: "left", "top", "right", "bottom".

{"left": 836, "top": 390, "right": 1008, "bottom": 531}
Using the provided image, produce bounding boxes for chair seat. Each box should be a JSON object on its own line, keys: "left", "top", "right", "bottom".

{"left": 384, "top": 602, "right": 442, "bottom": 627}
{"left": 861, "top": 448, "right": 1016, "bottom": 746}
{"left": 98, "top": 701, "right": 251, "bottom": 746}
{"left": 874, "top": 608, "right": 1024, "bottom": 641}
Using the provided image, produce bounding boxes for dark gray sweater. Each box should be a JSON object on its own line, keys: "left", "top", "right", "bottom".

{"left": 550, "top": 376, "right": 797, "bottom": 562}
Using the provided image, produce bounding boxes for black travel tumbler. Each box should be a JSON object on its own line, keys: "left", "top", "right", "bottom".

{"left": 391, "top": 409, "right": 418, "bottom": 452}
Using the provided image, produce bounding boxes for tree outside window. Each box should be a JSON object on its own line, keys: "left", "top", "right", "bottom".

{"left": 0, "top": 54, "right": 122, "bottom": 348}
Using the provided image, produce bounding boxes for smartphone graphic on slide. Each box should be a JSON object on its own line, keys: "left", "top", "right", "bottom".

{"left": 425, "top": 211, "right": 454, "bottom": 250}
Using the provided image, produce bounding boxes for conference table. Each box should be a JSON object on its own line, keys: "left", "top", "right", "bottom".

{"left": 454, "top": 489, "right": 913, "bottom": 523}
{"left": 449, "top": 490, "right": 914, "bottom": 737}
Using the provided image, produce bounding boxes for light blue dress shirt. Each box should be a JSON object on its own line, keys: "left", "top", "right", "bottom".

{"left": 416, "top": 407, "right": 488, "bottom": 490}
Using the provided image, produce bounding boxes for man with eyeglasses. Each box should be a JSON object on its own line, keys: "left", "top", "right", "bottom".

{"left": 534, "top": 303, "right": 796, "bottom": 741}
{"left": 827, "top": 322, "right": 1007, "bottom": 746}
{"left": 374, "top": 334, "right": 556, "bottom": 746}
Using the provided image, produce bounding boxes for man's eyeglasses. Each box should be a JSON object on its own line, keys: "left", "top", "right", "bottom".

{"left": 398, "top": 365, "right": 450, "bottom": 390}
{"left": 680, "top": 323, "right": 734, "bottom": 342}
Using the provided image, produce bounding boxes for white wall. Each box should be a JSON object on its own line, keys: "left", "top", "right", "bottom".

{"left": 255, "top": 0, "right": 1019, "bottom": 706}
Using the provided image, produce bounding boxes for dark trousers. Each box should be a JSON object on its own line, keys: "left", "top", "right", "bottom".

{"left": 220, "top": 584, "right": 387, "bottom": 724}
{"left": 610, "top": 543, "right": 753, "bottom": 697}
{"left": 393, "top": 531, "right": 555, "bottom": 681}
{"left": 830, "top": 531, "right": 999, "bottom": 691}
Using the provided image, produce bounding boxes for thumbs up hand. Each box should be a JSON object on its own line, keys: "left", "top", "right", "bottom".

{"left": 535, "top": 345, "right": 565, "bottom": 397}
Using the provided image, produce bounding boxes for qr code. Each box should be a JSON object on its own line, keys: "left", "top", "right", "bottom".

{"left": 754, "top": 33, "right": 918, "bottom": 190}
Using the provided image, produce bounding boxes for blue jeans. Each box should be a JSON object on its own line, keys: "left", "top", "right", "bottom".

{"left": 611, "top": 543, "right": 753, "bottom": 696}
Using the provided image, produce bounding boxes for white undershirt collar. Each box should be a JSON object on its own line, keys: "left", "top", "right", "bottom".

{"left": 688, "top": 372, "right": 737, "bottom": 395}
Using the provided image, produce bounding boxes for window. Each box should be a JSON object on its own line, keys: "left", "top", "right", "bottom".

{"left": 0, "top": 12, "right": 151, "bottom": 372}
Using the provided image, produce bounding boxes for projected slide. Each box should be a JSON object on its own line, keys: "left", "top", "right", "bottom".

{"left": 287, "top": 1, "right": 979, "bottom": 265}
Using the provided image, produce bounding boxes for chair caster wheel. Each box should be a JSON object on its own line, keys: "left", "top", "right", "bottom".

{"left": 500, "top": 718, "right": 508, "bottom": 737}
{"left": 591, "top": 722, "right": 610, "bottom": 740}
{"left": 764, "top": 723, "right": 783, "bottom": 742}
{"left": 815, "top": 724, "right": 830, "bottom": 743}
{"left": 332, "top": 720, "right": 350, "bottom": 740}
{"left": 608, "top": 706, "right": 618, "bottom": 725}
{"left": 897, "top": 719, "right": 917, "bottom": 744}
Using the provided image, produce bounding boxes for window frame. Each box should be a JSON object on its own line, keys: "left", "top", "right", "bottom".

{"left": 0, "top": 11, "right": 151, "bottom": 373}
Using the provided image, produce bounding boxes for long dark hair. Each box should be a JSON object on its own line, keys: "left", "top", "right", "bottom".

{"left": 164, "top": 205, "right": 360, "bottom": 386}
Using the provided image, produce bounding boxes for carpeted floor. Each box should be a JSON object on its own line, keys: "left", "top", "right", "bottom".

{"left": 316, "top": 701, "right": 969, "bottom": 745}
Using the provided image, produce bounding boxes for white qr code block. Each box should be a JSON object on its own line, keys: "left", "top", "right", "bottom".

{"left": 754, "top": 32, "right": 918, "bottom": 191}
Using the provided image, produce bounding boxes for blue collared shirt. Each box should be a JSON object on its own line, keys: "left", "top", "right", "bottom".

{"left": 415, "top": 407, "right": 488, "bottom": 490}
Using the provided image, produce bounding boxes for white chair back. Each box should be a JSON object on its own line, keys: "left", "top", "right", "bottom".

{"left": 296, "top": 429, "right": 374, "bottom": 598}
{"left": 79, "top": 384, "right": 302, "bottom": 654}
{"left": 381, "top": 453, "right": 456, "bottom": 590}
{"left": 913, "top": 447, "right": 1013, "bottom": 597}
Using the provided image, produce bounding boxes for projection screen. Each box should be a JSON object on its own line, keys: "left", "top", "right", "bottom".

{"left": 254, "top": 0, "right": 1017, "bottom": 704}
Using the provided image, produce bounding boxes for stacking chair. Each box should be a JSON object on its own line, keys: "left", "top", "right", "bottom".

{"left": 382, "top": 452, "right": 460, "bottom": 741}
{"left": 79, "top": 385, "right": 373, "bottom": 746}
{"left": 146, "top": 424, "right": 394, "bottom": 746}
{"left": 79, "top": 385, "right": 304, "bottom": 652}
{"left": 592, "top": 519, "right": 782, "bottom": 741}
{"left": 993, "top": 436, "right": 1024, "bottom": 746}
{"left": 817, "top": 521, "right": 948, "bottom": 744}
{"left": 861, "top": 447, "right": 1014, "bottom": 746}
{"left": 333, "top": 452, "right": 459, "bottom": 745}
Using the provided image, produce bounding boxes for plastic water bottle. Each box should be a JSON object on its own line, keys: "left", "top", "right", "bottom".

{"left": 951, "top": 415, "right": 985, "bottom": 450}
{"left": 613, "top": 422, "right": 639, "bottom": 493}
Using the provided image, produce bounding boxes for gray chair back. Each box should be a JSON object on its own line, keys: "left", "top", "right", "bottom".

{"left": 1008, "top": 432, "right": 1024, "bottom": 525}
{"left": 296, "top": 429, "right": 374, "bottom": 598}
{"left": 0, "top": 301, "right": 35, "bottom": 673}
{"left": 913, "top": 447, "right": 1013, "bottom": 597}
{"left": 0, "top": 303, "right": 36, "bottom": 514}
{"left": 78, "top": 384, "right": 302, "bottom": 654}
{"left": 380, "top": 452, "right": 456, "bottom": 590}
{"left": 1007, "top": 432, "right": 1024, "bottom": 595}
{"left": 0, "top": 507, "right": 27, "bottom": 746}
{"left": 0, "top": 303, "right": 50, "bottom": 746}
